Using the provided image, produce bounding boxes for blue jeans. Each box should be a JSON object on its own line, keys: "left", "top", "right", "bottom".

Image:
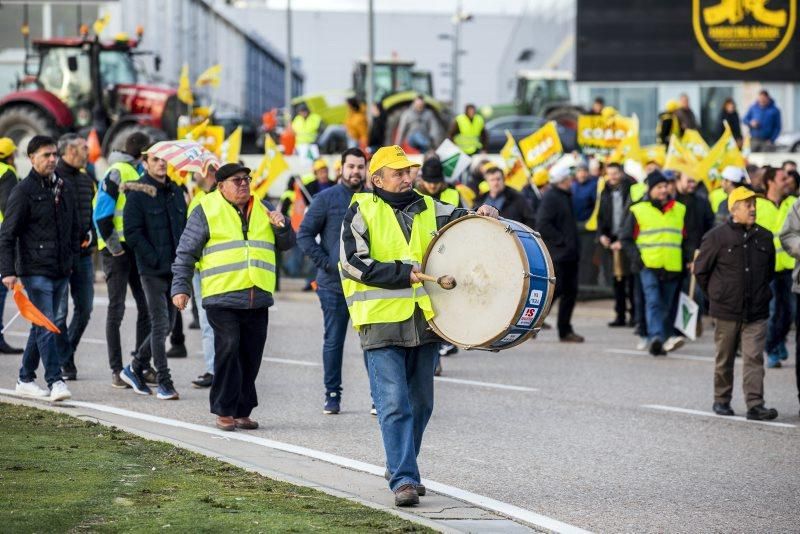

{"left": 317, "top": 287, "right": 351, "bottom": 394}
{"left": 639, "top": 269, "right": 679, "bottom": 343}
{"left": 192, "top": 271, "right": 215, "bottom": 374}
{"left": 366, "top": 343, "right": 438, "bottom": 491}
{"left": 766, "top": 270, "right": 793, "bottom": 355}
{"left": 18, "top": 276, "right": 69, "bottom": 387}
{"left": 59, "top": 255, "right": 95, "bottom": 369}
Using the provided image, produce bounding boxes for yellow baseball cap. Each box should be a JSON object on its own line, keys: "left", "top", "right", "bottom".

{"left": 727, "top": 186, "right": 757, "bottom": 211}
{"left": 0, "top": 137, "right": 16, "bottom": 159}
{"left": 533, "top": 168, "right": 550, "bottom": 187}
{"left": 368, "top": 145, "right": 419, "bottom": 176}
{"left": 313, "top": 158, "right": 328, "bottom": 171}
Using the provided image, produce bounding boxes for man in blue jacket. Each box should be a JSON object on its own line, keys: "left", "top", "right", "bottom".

{"left": 297, "top": 148, "right": 367, "bottom": 415}
{"left": 743, "top": 90, "right": 782, "bottom": 152}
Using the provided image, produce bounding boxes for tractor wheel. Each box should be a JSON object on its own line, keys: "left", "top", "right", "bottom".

{"left": 0, "top": 105, "right": 57, "bottom": 155}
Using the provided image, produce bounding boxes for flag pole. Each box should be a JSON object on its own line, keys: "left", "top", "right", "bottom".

{"left": 0, "top": 311, "right": 21, "bottom": 335}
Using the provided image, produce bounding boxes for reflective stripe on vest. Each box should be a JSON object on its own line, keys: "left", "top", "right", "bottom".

{"left": 709, "top": 188, "right": 727, "bottom": 214}
{"left": 630, "top": 201, "right": 686, "bottom": 272}
{"left": 341, "top": 193, "right": 437, "bottom": 328}
{"left": 94, "top": 161, "right": 140, "bottom": 250}
{"left": 454, "top": 113, "right": 484, "bottom": 155}
{"left": 197, "top": 190, "right": 277, "bottom": 298}
{"left": 758, "top": 196, "right": 797, "bottom": 271}
{"left": 292, "top": 114, "right": 322, "bottom": 145}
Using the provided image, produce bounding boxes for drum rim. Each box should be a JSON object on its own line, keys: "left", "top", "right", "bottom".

{"left": 422, "top": 214, "right": 554, "bottom": 350}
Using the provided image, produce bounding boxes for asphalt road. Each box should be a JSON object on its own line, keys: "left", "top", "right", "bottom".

{"left": 2, "top": 282, "right": 798, "bottom": 533}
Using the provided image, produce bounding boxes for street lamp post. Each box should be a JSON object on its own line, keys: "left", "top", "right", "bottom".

{"left": 284, "top": 0, "right": 293, "bottom": 125}
{"left": 440, "top": 2, "right": 472, "bottom": 113}
{"left": 366, "top": 0, "right": 375, "bottom": 121}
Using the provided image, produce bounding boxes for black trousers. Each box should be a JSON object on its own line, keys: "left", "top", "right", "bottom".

{"left": 206, "top": 307, "right": 268, "bottom": 418}
{"left": 795, "top": 295, "right": 800, "bottom": 406}
{"left": 553, "top": 260, "right": 578, "bottom": 338}
{"left": 101, "top": 249, "right": 150, "bottom": 372}
{"left": 613, "top": 275, "right": 635, "bottom": 321}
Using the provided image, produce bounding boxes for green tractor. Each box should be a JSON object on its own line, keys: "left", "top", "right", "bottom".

{"left": 481, "top": 70, "right": 583, "bottom": 129}
{"left": 292, "top": 58, "right": 447, "bottom": 151}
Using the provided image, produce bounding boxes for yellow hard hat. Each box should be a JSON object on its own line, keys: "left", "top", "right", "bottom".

{"left": 533, "top": 168, "right": 550, "bottom": 187}
{"left": 0, "top": 137, "right": 17, "bottom": 159}
{"left": 666, "top": 99, "right": 679, "bottom": 112}
{"left": 601, "top": 106, "right": 617, "bottom": 118}
{"left": 313, "top": 158, "right": 328, "bottom": 172}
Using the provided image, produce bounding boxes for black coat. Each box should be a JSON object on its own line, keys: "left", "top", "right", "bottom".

{"left": 597, "top": 177, "right": 634, "bottom": 241}
{"left": 694, "top": 221, "right": 774, "bottom": 323}
{"left": 0, "top": 169, "right": 80, "bottom": 279}
{"left": 122, "top": 174, "right": 187, "bottom": 277}
{"left": 717, "top": 110, "right": 742, "bottom": 141}
{"left": 476, "top": 186, "right": 536, "bottom": 229}
{"left": 56, "top": 159, "right": 96, "bottom": 256}
{"left": 535, "top": 186, "right": 579, "bottom": 263}
{"left": 676, "top": 191, "right": 715, "bottom": 262}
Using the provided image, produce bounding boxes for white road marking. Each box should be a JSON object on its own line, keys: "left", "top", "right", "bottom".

{"left": 604, "top": 348, "right": 725, "bottom": 363}
{"left": 434, "top": 376, "right": 537, "bottom": 392}
{"left": 642, "top": 404, "right": 796, "bottom": 429}
{"left": 262, "top": 357, "right": 320, "bottom": 367}
{"left": 0, "top": 389, "right": 590, "bottom": 534}
{"left": 5, "top": 331, "right": 106, "bottom": 345}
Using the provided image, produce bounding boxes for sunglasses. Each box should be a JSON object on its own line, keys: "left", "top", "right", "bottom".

{"left": 225, "top": 175, "right": 252, "bottom": 187}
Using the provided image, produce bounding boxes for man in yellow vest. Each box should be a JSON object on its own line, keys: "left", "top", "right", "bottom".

{"left": 291, "top": 103, "right": 323, "bottom": 150}
{"left": 620, "top": 171, "right": 688, "bottom": 356}
{"left": 0, "top": 137, "right": 23, "bottom": 354}
{"left": 171, "top": 163, "right": 295, "bottom": 431}
{"left": 756, "top": 166, "right": 797, "bottom": 368}
{"left": 93, "top": 132, "right": 154, "bottom": 388}
{"left": 340, "top": 145, "right": 498, "bottom": 507}
{"left": 448, "top": 104, "right": 486, "bottom": 155}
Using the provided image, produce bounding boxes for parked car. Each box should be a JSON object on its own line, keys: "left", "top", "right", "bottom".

{"left": 484, "top": 114, "right": 577, "bottom": 153}
{"left": 775, "top": 131, "right": 800, "bottom": 153}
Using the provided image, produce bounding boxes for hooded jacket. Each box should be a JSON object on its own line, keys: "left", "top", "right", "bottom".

{"left": 743, "top": 99, "right": 782, "bottom": 142}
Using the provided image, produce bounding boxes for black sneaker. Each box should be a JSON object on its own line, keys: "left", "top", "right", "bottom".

{"left": 166, "top": 344, "right": 187, "bottom": 358}
{"left": 61, "top": 364, "right": 78, "bottom": 381}
{"left": 142, "top": 367, "right": 158, "bottom": 385}
{"left": 192, "top": 373, "right": 213, "bottom": 388}
{"left": 608, "top": 317, "right": 626, "bottom": 327}
{"left": 712, "top": 402, "right": 734, "bottom": 416}
{"left": 323, "top": 392, "right": 341, "bottom": 414}
{"left": 746, "top": 404, "right": 778, "bottom": 421}
{"left": 649, "top": 339, "right": 666, "bottom": 356}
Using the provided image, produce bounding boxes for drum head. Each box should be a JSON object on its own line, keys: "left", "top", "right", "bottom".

{"left": 423, "top": 216, "right": 527, "bottom": 347}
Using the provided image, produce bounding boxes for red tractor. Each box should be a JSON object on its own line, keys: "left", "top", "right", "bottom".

{"left": 0, "top": 29, "right": 186, "bottom": 156}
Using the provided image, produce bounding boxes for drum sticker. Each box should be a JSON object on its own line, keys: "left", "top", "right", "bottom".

{"left": 529, "top": 290, "right": 543, "bottom": 306}
{"left": 516, "top": 307, "right": 538, "bottom": 327}
{"left": 499, "top": 333, "right": 522, "bottom": 344}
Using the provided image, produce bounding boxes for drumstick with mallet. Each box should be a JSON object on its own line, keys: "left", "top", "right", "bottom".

{"left": 416, "top": 272, "right": 457, "bottom": 290}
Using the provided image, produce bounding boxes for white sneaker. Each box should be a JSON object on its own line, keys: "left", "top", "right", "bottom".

{"left": 16, "top": 380, "right": 49, "bottom": 398}
{"left": 664, "top": 336, "right": 686, "bottom": 352}
{"left": 49, "top": 380, "right": 72, "bottom": 402}
{"left": 636, "top": 337, "right": 649, "bottom": 351}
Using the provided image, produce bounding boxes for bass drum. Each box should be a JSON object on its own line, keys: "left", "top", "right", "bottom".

{"left": 422, "top": 215, "right": 555, "bottom": 351}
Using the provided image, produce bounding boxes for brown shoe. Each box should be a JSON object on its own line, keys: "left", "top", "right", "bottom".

{"left": 394, "top": 484, "right": 419, "bottom": 507}
{"left": 111, "top": 371, "right": 130, "bottom": 389}
{"left": 560, "top": 332, "right": 585, "bottom": 343}
{"left": 234, "top": 417, "right": 259, "bottom": 430}
{"left": 216, "top": 416, "right": 235, "bottom": 431}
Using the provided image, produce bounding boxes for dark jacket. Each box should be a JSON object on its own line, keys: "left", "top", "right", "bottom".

{"left": 571, "top": 176, "right": 598, "bottom": 223}
{"left": 676, "top": 191, "right": 714, "bottom": 263}
{"left": 535, "top": 186, "right": 579, "bottom": 263}
{"left": 122, "top": 174, "right": 187, "bottom": 277}
{"left": 0, "top": 169, "right": 80, "bottom": 279}
{"left": 717, "top": 110, "right": 742, "bottom": 142}
{"left": 297, "top": 182, "right": 358, "bottom": 293}
{"left": 695, "top": 222, "right": 774, "bottom": 322}
{"left": 476, "top": 186, "right": 536, "bottom": 229}
{"left": 56, "top": 158, "right": 96, "bottom": 256}
{"left": 597, "top": 177, "right": 634, "bottom": 240}
{"left": 675, "top": 107, "right": 699, "bottom": 135}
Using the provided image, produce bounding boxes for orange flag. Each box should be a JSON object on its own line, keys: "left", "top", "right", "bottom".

{"left": 87, "top": 128, "right": 102, "bottom": 164}
{"left": 13, "top": 283, "right": 61, "bottom": 334}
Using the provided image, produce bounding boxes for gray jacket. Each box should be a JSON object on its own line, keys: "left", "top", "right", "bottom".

{"left": 171, "top": 196, "right": 295, "bottom": 309}
{"left": 340, "top": 192, "right": 468, "bottom": 350}
{"left": 778, "top": 196, "right": 800, "bottom": 293}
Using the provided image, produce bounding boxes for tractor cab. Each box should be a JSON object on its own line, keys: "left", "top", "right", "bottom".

{"left": 514, "top": 70, "right": 573, "bottom": 117}
{"left": 352, "top": 59, "right": 434, "bottom": 103}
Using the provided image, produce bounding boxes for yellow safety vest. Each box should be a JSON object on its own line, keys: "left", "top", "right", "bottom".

{"left": 187, "top": 189, "right": 207, "bottom": 217}
{"left": 757, "top": 196, "right": 797, "bottom": 272}
{"left": 454, "top": 113, "right": 485, "bottom": 155}
{"left": 292, "top": 113, "right": 322, "bottom": 145}
{"left": 0, "top": 161, "right": 17, "bottom": 224}
{"left": 94, "top": 161, "right": 140, "bottom": 250}
{"left": 630, "top": 201, "right": 686, "bottom": 272}
{"left": 341, "top": 193, "right": 437, "bottom": 328}
{"left": 630, "top": 182, "right": 647, "bottom": 203}
{"left": 197, "top": 190, "right": 277, "bottom": 298}
{"left": 416, "top": 187, "right": 460, "bottom": 207}
{"left": 709, "top": 188, "right": 727, "bottom": 213}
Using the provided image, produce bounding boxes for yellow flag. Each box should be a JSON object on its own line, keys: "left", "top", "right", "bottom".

{"left": 518, "top": 122, "right": 563, "bottom": 172}
{"left": 196, "top": 64, "right": 222, "bottom": 88}
{"left": 681, "top": 129, "right": 709, "bottom": 161}
{"left": 177, "top": 64, "right": 194, "bottom": 105}
{"left": 664, "top": 135, "right": 698, "bottom": 176}
{"left": 93, "top": 14, "right": 110, "bottom": 36}
{"left": 218, "top": 126, "right": 242, "bottom": 164}
{"left": 500, "top": 132, "right": 531, "bottom": 191}
{"left": 695, "top": 122, "right": 745, "bottom": 184}
{"left": 185, "top": 119, "right": 209, "bottom": 140}
{"left": 639, "top": 144, "right": 666, "bottom": 167}
{"left": 607, "top": 130, "right": 640, "bottom": 164}
{"left": 253, "top": 136, "right": 289, "bottom": 199}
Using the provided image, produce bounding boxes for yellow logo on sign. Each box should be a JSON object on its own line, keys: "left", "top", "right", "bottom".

{"left": 693, "top": 0, "right": 796, "bottom": 71}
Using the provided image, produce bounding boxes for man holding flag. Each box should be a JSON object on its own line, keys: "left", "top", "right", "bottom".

{"left": 0, "top": 136, "right": 80, "bottom": 401}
